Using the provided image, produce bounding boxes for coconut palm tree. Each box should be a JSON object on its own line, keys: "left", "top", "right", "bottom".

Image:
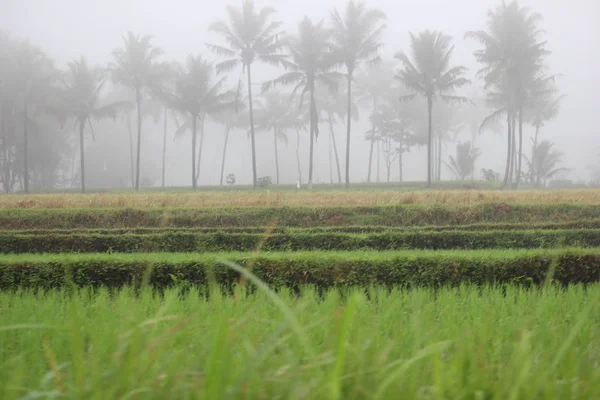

{"left": 207, "top": 0, "right": 286, "bottom": 189}
{"left": 445, "top": 141, "right": 481, "bottom": 181}
{"left": 330, "top": 0, "right": 386, "bottom": 187}
{"left": 56, "top": 57, "right": 127, "bottom": 193}
{"left": 467, "top": 1, "right": 550, "bottom": 188}
{"left": 255, "top": 92, "right": 301, "bottom": 184}
{"left": 111, "top": 32, "right": 165, "bottom": 191}
{"left": 395, "top": 30, "right": 469, "bottom": 187}
{"left": 262, "top": 17, "right": 342, "bottom": 189}
{"left": 524, "top": 140, "right": 568, "bottom": 188}
{"left": 162, "top": 55, "right": 234, "bottom": 188}
{"left": 354, "top": 60, "right": 395, "bottom": 182}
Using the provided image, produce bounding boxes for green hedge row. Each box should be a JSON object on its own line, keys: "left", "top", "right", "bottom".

{"left": 6, "top": 218, "right": 600, "bottom": 235}
{"left": 1, "top": 203, "right": 600, "bottom": 229}
{"left": 1, "top": 249, "right": 599, "bottom": 290}
{"left": 0, "top": 229, "right": 599, "bottom": 253}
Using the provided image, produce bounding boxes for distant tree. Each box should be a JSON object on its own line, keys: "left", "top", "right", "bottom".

{"left": 467, "top": 1, "right": 551, "bottom": 188}
{"left": 355, "top": 60, "right": 395, "bottom": 182}
{"left": 395, "top": 30, "right": 469, "bottom": 187}
{"left": 57, "top": 57, "right": 126, "bottom": 192}
{"left": 263, "top": 17, "right": 342, "bottom": 189}
{"left": 207, "top": 0, "right": 286, "bottom": 189}
{"left": 524, "top": 140, "right": 568, "bottom": 188}
{"left": 211, "top": 99, "right": 247, "bottom": 187}
{"left": 330, "top": 0, "right": 386, "bottom": 187}
{"left": 445, "top": 141, "right": 481, "bottom": 181}
{"left": 111, "top": 32, "right": 165, "bottom": 191}
{"left": 255, "top": 92, "right": 301, "bottom": 184}
{"left": 162, "top": 55, "right": 233, "bottom": 188}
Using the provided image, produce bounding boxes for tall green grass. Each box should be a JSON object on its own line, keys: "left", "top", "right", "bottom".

{"left": 1, "top": 284, "right": 599, "bottom": 399}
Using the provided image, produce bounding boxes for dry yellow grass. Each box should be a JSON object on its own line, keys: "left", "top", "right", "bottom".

{"left": 0, "top": 189, "right": 599, "bottom": 209}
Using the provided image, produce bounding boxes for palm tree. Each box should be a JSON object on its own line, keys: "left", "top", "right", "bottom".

{"left": 263, "top": 17, "right": 341, "bottom": 189}
{"left": 395, "top": 30, "right": 469, "bottom": 187}
{"left": 13, "top": 40, "right": 55, "bottom": 193}
{"left": 467, "top": 1, "right": 550, "bottom": 188}
{"left": 255, "top": 92, "right": 300, "bottom": 185}
{"left": 355, "top": 60, "right": 395, "bottom": 182}
{"left": 211, "top": 98, "right": 248, "bottom": 187}
{"left": 111, "top": 32, "right": 165, "bottom": 191}
{"left": 207, "top": 0, "right": 286, "bottom": 189}
{"left": 445, "top": 141, "right": 481, "bottom": 181}
{"left": 330, "top": 1, "right": 386, "bottom": 187}
{"left": 524, "top": 140, "right": 568, "bottom": 188}
{"left": 57, "top": 57, "right": 127, "bottom": 193}
{"left": 162, "top": 55, "right": 233, "bottom": 189}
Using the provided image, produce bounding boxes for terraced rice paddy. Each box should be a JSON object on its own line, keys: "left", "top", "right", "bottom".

{"left": 1, "top": 189, "right": 600, "bottom": 398}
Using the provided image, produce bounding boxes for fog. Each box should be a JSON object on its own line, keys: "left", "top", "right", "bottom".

{"left": 2, "top": 0, "right": 600, "bottom": 189}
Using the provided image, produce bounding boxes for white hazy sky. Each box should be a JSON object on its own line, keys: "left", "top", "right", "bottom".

{"left": 2, "top": 0, "right": 600, "bottom": 184}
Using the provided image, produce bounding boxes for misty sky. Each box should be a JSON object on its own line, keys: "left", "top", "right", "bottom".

{"left": 2, "top": 0, "right": 600, "bottom": 185}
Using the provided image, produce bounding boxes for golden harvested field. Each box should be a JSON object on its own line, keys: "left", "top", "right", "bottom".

{"left": 1, "top": 189, "right": 599, "bottom": 208}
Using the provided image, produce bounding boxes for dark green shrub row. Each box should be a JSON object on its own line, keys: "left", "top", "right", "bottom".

{"left": 1, "top": 203, "right": 600, "bottom": 229}
{"left": 1, "top": 249, "right": 599, "bottom": 290}
{"left": 0, "top": 229, "right": 599, "bottom": 253}
{"left": 7, "top": 218, "right": 600, "bottom": 235}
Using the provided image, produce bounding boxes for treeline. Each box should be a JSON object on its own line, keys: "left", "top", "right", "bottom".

{"left": 0, "top": 1, "right": 566, "bottom": 193}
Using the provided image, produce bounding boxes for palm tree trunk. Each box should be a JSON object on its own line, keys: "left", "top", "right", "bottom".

{"left": 135, "top": 88, "right": 142, "bottom": 191}
{"left": 509, "top": 117, "right": 517, "bottom": 189}
{"left": 376, "top": 140, "right": 380, "bottom": 183}
{"left": 516, "top": 107, "right": 524, "bottom": 189}
{"left": 386, "top": 162, "right": 391, "bottom": 183}
{"left": 308, "top": 84, "right": 316, "bottom": 190}
{"left": 344, "top": 72, "right": 353, "bottom": 188}
{"left": 247, "top": 65, "right": 258, "bottom": 189}
{"left": 367, "top": 97, "right": 377, "bottom": 183}
{"left": 502, "top": 114, "right": 512, "bottom": 189}
{"left": 426, "top": 96, "right": 433, "bottom": 188}
{"left": 328, "top": 126, "right": 333, "bottom": 184}
{"left": 327, "top": 115, "right": 342, "bottom": 183}
{"left": 274, "top": 127, "right": 280, "bottom": 185}
{"left": 161, "top": 108, "right": 167, "bottom": 188}
{"left": 295, "top": 127, "right": 302, "bottom": 185}
{"left": 23, "top": 100, "right": 29, "bottom": 193}
{"left": 126, "top": 112, "right": 134, "bottom": 189}
{"left": 79, "top": 120, "right": 86, "bottom": 193}
{"left": 530, "top": 125, "right": 540, "bottom": 186}
{"left": 195, "top": 117, "right": 204, "bottom": 187}
{"left": 398, "top": 151, "right": 403, "bottom": 183}
{"left": 437, "top": 136, "right": 442, "bottom": 181}
{"left": 220, "top": 127, "right": 230, "bottom": 186}
{"left": 191, "top": 115, "right": 197, "bottom": 189}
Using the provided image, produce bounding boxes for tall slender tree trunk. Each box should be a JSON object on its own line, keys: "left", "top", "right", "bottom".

{"left": 386, "top": 162, "right": 391, "bottom": 183}
{"left": 191, "top": 115, "right": 197, "bottom": 189}
{"left": 23, "top": 100, "right": 29, "bottom": 193}
{"left": 308, "top": 84, "right": 316, "bottom": 190}
{"left": 161, "top": 108, "right": 167, "bottom": 188}
{"left": 367, "top": 97, "right": 377, "bottom": 183}
{"left": 247, "top": 65, "right": 258, "bottom": 189}
{"left": 437, "top": 136, "right": 442, "bottom": 181}
{"left": 135, "top": 88, "right": 142, "bottom": 191}
{"left": 344, "top": 72, "right": 353, "bottom": 188}
{"left": 530, "top": 125, "right": 540, "bottom": 186}
{"left": 273, "top": 127, "right": 280, "bottom": 185}
{"left": 295, "top": 128, "right": 302, "bottom": 185}
{"left": 195, "top": 117, "right": 204, "bottom": 187}
{"left": 126, "top": 112, "right": 134, "bottom": 189}
{"left": 398, "top": 151, "right": 403, "bottom": 183}
{"left": 502, "top": 114, "right": 512, "bottom": 189}
{"left": 328, "top": 126, "right": 333, "bottom": 184}
{"left": 509, "top": 117, "right": 517, "bottom": 190}
{"left": 426, "top": 96, "right": 433, "bottom": 188}
{"left": 327, "top": 115, "right": 342, "bottom": 183}
{"left": 376, "top": 140, "right": 380, "bottom": 183}
{"left": 79, "top": 120, "right": 86, "bottom": 193}
{"left": 516, "top": 107, "right": 524, "bottom": 189}
{"left": 220, "top": 127, "right": 230, "bottom": 186}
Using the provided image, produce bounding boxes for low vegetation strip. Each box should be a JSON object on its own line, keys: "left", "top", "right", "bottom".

{"left": 1, "top": 203, "right": 600, "bottom": 229}
{"left": 1, "top": 249, "right": 599, "bottom": 289}
{"left": 2, "top": 188, "right": 600, "bottom": 208}
{"left": 0, "top": 229, "right": 599, "bottom": 253}
{"left": 7, "top": 218, "right": 600, "bottom": 235}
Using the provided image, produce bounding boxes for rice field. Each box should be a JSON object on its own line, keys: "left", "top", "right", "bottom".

{"left": 1, "top": 188, "right": 600, "bottom": 209}
{"left": 1, "top": 285, "right": 599, "bottom": 399}
{"left": 2, "top": 188, "right": 600, "bottom": 398}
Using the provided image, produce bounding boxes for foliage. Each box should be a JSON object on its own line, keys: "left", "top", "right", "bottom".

{"left": 524, "top": 140, "right": 569, "bottom": 188}
{"left": 445, "top": 141, "right": 481, "bottom": 181}
{"left": 226, "top": 173, "right": 236, "bottom": 185}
